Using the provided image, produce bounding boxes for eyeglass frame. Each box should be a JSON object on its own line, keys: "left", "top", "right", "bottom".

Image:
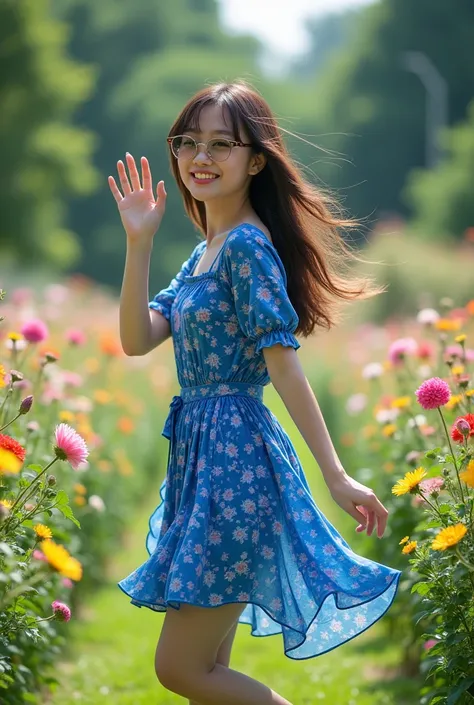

{"left": 166, "top": 134, "right": 253, "bottom": 162}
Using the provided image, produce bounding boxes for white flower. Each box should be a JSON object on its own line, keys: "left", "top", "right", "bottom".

{"left": 362, "top": 362, "right": 384, "bottom": 380}
{"left": 88, "top": 494, "right": 105, "bottom": 512}
{"left": 375, "top": 408, "right": 399, "bottom": 424}
{"left": 345, "top": 393, "right": 367, "bottom": 415}
{"left": 407, "top": 414, "right": 427, "bottom": 429}
{"left": 417, "top": 308, "right": 440, "bottom": 325}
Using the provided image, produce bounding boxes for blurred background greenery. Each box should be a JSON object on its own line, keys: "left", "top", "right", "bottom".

{"left": 2, "top": 0, "right": 474, "bottom": 313}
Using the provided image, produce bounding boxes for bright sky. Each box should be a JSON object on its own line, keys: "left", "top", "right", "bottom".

{"left": 218, "top": 0, "right": 376, "bottom": 57}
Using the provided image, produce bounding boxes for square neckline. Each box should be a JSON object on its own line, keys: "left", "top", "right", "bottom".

{"left": 185, "top": 222, "right": 274, "bottom": 282}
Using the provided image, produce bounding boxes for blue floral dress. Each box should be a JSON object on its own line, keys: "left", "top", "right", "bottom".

{"left": 118, "top": 223, "right": 401, "bottom": 659}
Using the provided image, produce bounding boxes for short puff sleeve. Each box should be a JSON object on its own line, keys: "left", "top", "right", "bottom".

{"left": 149, "top": 241, "right": 204, "bottom": 320}
{"left": 223, "top": 229, "right": 300, "bottom": 354}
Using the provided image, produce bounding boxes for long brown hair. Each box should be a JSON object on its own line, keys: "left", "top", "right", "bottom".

{"left": 167, "top": 80, "right": 386, "bottom": 337}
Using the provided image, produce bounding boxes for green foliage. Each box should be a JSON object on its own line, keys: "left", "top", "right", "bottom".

{"left": 404, "top": 101, "right": 474, "bottom": 241}
{"left": 290, "top": 0, "right": 474, "bottom": 228}
{"left": 0, "top": 0, "right": 99, "bottom": 269}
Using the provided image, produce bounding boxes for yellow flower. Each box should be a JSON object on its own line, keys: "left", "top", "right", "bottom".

{"left": 0, "top": 448, "right": 23, "bottom": 475}
{"left": 59, "top": 410, "right": 75, "bottom": 423}
{"left": 402, "top": 541, "right": 417, "bottom": 554}
{"left": 451, "top": 365, "right": 465, "bottom": 376}
{"left": 391, "top": 396, "right": 411, "bottom": 410}
{"left": 74, "top": 495, "right": 87, "bottom": 506}
{"left": 7, "top": 332, "right": 24, "bottom": 341}
{"left": 93, "top": 389, "right": 113, "bottom": 405}
{"left": 39, "top": 539, "right": 83, "bottom": 581}
{"left": 431, "top": 523, "right": 467, "bottom": 551}
{"left": 455, "top": 334, "right": 467, "bottom": 344}
{"left": 392, "top": 467, "right": 427, "bottom": 496}
{"left": 34, "top": 524, "right": 53, "bottom": 540}
{"left": 0, "top": 499, "right": 13, "bottom": 508}
{"left": 460, "top": 460, "right": 474, "bottom": 488}
{"left": 73, "top": 483, "right": 87, "bottom": 495}
{"left": 399, "top": 536, "right": 410, "bottom": 545}
{"left": 435, "top": 318, "right": 462, "bottom": 332}
{"left": 446, "top": 394, "right": 463, "bottom": 410}
{"left": 465, "top": 389, "right": 473, "bottom": 397}
{"left": 382, "top": 424, "right": 397, "bottom": 438}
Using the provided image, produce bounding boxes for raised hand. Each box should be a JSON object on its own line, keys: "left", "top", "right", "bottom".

{"left": 108, "top": 153, "right": 167, "bottom": 245}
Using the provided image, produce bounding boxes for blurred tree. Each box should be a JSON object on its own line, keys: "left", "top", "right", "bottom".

{"left": 0, "top": 0, "right": 98, "bottom": 269}
{"left": 403, "top": 100, "right": 474, "bottom": 241}
{"left": 291, "top": 0, "right": 474, "bottom": 233}
{"left": 51, "top": 0, "right": 262, "bottom": 290}
{"left": 290, "top": 9, "right": 363, "bottom": 81}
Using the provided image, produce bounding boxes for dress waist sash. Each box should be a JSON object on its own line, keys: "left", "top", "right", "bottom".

{"left": 162, "top": 382, "right": 265, "bottom": 470}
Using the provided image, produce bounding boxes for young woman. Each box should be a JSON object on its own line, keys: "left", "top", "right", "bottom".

{"left": 110, "top": 81, "right": 401, "bottom": 705}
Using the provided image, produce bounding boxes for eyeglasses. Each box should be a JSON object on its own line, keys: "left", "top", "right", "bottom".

{"left": 167, "top": 135, "right": 253, "bottom": 162}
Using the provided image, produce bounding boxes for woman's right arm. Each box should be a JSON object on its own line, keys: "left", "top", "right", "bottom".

{"left": 108, "top": 153, "right": 169, "bottom": 356}
{"left": 120, "top": 241, "right": 170, "bottom": 356}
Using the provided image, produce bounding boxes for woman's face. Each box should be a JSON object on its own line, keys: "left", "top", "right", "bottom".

{"left": 175, "top": 103, "right": 265, "bottom": 203}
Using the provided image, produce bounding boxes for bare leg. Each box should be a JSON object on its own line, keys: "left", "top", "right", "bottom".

{"left": 155, "top": 602, "right": 293, "bottom": 705}
{"left": 189, "top": 619, "right": 239, "bottom": 705}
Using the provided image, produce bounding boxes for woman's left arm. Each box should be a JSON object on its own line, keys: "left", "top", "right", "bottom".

{"left": 263, "top": 344, "right": 389, "bottom": 539}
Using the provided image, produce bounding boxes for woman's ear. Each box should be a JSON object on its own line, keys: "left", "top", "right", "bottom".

{"left": 249, "top": 152, "right": 267, "bottom": 175}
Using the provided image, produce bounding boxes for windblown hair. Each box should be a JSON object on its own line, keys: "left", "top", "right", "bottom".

{"left": 167, "top": 80, "right": 386, "bottom": 337}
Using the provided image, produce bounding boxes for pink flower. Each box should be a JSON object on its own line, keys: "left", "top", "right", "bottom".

{"left": 65, "top": 329, "right": 86, "bottom": 346}
{"left": 20, "top": 319, "right": 49, "bottom": 344}
{"left": 53, "top": 423, "right": 89, "bottom": 470}
{"left": 388, "top": 337, "right": 418, "bottom": 365}
{"left": 33, "top": 549, "right": 46, "bottom": 561}
{"left": 415, "top": 377, "right": 451, "bottom": 410}
{"left": 419, "top": 477, "right": 444, "bottom": 495}
{"left": 423, "top": 639, "right": 438, "bottom": 650}
{"left": 61, "top": 577, "right": 74, "bottom": 589}
{"left": 51, "top": 600, "right": 71, "bottom": 622}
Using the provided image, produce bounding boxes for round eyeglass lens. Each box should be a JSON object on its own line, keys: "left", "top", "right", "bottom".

{"left": 207, "top": 139, "right": 232, "bottom": 161}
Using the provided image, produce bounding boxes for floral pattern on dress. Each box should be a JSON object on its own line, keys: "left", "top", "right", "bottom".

{"left": 118, "top": 223, "right": 401, "bottom": 660}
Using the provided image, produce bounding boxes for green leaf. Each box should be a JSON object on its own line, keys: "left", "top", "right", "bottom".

{"left": 411, "top": 582, "right": 432, "bottom": 596}
{"left": 55, "top": 503, "right": 81, "bottom": 529}
{"left": 25, "top": 464, "right": 44, "bottom": 474}
{"left": 55, "top": 490, "right": 69, "bottom": 506}
{"left": 447, "top": 677, "right": 474, "bottom": 705}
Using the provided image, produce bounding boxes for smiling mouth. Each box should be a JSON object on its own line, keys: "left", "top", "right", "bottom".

{"left": 191, "top": 172, "right": 220, "bottom": 181}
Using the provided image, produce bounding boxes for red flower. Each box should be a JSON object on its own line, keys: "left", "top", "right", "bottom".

{"left": 0, "top": 434, "right": 26, "bottom": 462}
{"left": 451, "top": 413, "right": 474, "bottom": 443}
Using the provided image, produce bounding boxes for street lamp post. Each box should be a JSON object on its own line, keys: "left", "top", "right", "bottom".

{"left": 401, "top": 51, "right": 449, "bottom": 169}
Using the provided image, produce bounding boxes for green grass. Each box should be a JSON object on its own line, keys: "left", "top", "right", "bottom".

{"left": 44, "top": 388, "right": 421, "bottom": 704}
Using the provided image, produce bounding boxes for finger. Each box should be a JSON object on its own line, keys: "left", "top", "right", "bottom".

{"left": 117, "top": 160, "right": 132, "bottom": 196}
{"left": 156, "top": 180, "right": 167, "bottom": 202}
{"left": 365, "top": 510, "right": 376, "bottom": 536}
{"left": 126, "top": 152, "right": 141, "bottom": 191}
{"left": 141, "top": 156, "right": 152, "bottom": 192}
{"left": 366, "top": 495, "right": 389, "bottom": 537}
{"left": 108, "top": 176, "right": 123, "bottom": 203}
{"left": 345, "top": 503, "right": 368, "bottom": 527}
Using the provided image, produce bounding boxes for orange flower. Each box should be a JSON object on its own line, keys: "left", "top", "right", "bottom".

{"left": 99, "top": 334, "right": 121, "bottom": 357}
{"left": 117, "top": 416, "right": 134, "bottom": 434}
{"left": 465, "top": 300, "right": 474, "bottom": 316}
{"left": 434, "top": 318, "right": 462, "bottom": 332}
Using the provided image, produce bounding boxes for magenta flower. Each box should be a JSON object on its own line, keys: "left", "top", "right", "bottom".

{"left": 62, "top": 577, "right": 74, "bottom": 589}
{"left": 53, "top": 423, "right": 89, "bottom": 470}
{"left": 33, "top": 549, "right": 46, "bottom": 561}
{"left": 20, "top": 319, "right": 49, "bottom": 344}
{"left": 423, "top": 639, "right": 438, "bottom": 650}
{"left": 415, "top": 377, "right": 451, "bottom": 410}
{"left": 51, "top": 600, "right": 71, "bottom": 622}
{"left": 65, "top": 328, "right": 86, "bottom": 346}
{"left": 388, "top": 337, "right": 418, "bottom": 365}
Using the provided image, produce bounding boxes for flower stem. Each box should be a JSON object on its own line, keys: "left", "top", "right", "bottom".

{"left": 437, "top": 407, "right": 465, "bottom": 503}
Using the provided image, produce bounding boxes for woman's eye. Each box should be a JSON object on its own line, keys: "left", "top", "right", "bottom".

{"left": 212, "top": 140, "right": 229, "bottom": 148}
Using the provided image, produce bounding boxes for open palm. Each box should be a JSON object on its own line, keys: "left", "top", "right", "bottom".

{"left": 108, "top": 153, "right": 167, "bottom": 243}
